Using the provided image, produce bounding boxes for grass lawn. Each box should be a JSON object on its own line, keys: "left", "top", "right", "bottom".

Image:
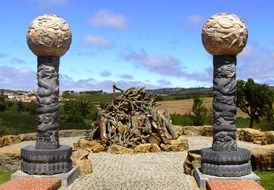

{"left": 0, "top": 169, "right": 12, "bottom": 185}
{"left": 255, "top": 170, "right": 274, "bottom": 190}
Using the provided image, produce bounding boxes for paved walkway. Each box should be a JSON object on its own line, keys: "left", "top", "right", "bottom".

{"left": 0, "top": 136, "right": 263, "bottom": 190}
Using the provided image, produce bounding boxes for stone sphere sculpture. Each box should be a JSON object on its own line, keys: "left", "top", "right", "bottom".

{"left": 27, "top": 14, "right": 72, "bottom": 57}
{"left": 201, "top": 13, "right": 248, "bottom": 55}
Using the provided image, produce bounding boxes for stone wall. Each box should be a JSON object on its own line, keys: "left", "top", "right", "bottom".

{"left": 173, "top": 125, "right": 273, "bottom": 145}
{"left": 238, "top": 128, "right": 274, "bottom": 145}
{"left": 0, "top": 129, "right": 86, "bottom": 148}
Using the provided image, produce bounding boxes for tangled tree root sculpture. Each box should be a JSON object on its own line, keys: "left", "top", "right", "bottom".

{"left": 86, "top": 86, "right": 178, "bottom": 148}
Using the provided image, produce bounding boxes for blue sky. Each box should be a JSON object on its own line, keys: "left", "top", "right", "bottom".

{"left": 0, "top": 0, "right": 274, "bottom": 92}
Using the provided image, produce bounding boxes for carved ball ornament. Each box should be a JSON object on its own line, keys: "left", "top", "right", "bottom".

{"left": 202, "top": 13, "right": 248, "bottom": 55}
{"left": 27, "top": 14, "right": 72, "bottom": 57}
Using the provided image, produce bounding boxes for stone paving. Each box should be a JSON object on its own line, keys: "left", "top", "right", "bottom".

{"left": 61, "top": 151, "right": 198, "bottom": 190}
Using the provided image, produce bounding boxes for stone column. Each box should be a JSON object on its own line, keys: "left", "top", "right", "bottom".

{"left": 21, "top": 14, "right": 73, "bottom": 175}
{"left": 200, "top": 13, "right": 251, "bottom": 177}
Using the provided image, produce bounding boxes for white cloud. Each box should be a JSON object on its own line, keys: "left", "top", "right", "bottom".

{"left": 120, "top": 74, "right": 133, "bottom": 79}
{"left": 84, "top": 34, "right": 113, "bottom": 49}
{"left": 90, "top": 9, "right": 129, "bottom": 30}
{"left": 157, "top": 79, "right": 171, "bottom": 86}
{"left": 124, "top": 50, "right": 184, "bottom": 77}
{"left": 237, "top": 42, "right": 274, "bottom": 84}
{"left": 60, "top": 75, "right": 159, "bottom": 92}
{"left": 0, "top": 66, "right": 36, "bottom": 90}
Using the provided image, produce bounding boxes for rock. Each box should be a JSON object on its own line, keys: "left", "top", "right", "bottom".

{"left": 0, "top": 135, "right": 21, "bottom": 148}
{"left": 74, "top": 139, "right": 106, "bottom": 153}
{"left": 148, "top": 133, "right": 161, "bottom": 145}
{"left": 74, "top": 159, "right": 92, "bottom": 175}
{"left": 107, "top": 144, "right": 133, "bottom": 154}
{"left": 183, "top": 150, "right": 201, "bottom": 175}
{"left": 134, "top": 143, "right": 160, "bottom": 153}
{"left": 150, "top": 144, "right": 161, "bottom": 152}
{"left": 238, "top": 128, "right": 265, "bottom": 144}
{"left": 202, "top": 125, "right": 213, "bottom": 136}
{"left": 262, "top": 131, "right": 274, "bottom": 145}
{"left": 71, "top": 149, "right": 92, "bottom": 175}
{"left": 182, "top": 126, "right": 203, "bottom": 136}
{"left": 0, "top": 152, "right": 21, "bottom": 171}
{"left": 160, "top": 137, "right": 189, "bottom": 151}
{"left": 172, "top": 125, "right": 184, "bottom": 136}
{"left": 71, "top": 149, "right": 89, "bottom": 161}
{"left": 251, "top": 145, "right": 274, "bottom": 170}
{"left": 18, "top": 133, "right": 36, "bottom": 141}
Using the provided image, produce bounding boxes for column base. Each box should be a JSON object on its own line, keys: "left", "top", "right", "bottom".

{"left": 194, "top": 167, "right": 260, "bottom": 189}
{"left": 21, "top": 144, "right": 72, "bottom": 175}
{"left": 201, "top": 147, "right": 252, "bottom": 177}
{"left": 12, "top": 166, "right": 80, "bottom": 187}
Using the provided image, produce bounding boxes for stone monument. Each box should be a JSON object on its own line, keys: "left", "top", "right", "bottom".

{"left": 194, "top": 13, "right": 259, "bottom": 187}
{"left": 13, "top": 14, "right": 79, "bottom": 186}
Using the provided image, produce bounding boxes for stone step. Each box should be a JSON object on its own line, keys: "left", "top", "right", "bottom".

{"left": 0, "top": 177, "right": 61, "bottom": 190}
{"left": 206, "top": 179, "right": 265, "bottom": 190}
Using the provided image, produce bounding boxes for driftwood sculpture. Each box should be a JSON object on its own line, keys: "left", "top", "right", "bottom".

{"left": 86, "top": 86, "right": 178, "bottom": 148}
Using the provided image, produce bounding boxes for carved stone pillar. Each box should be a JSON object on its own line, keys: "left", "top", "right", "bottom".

{"left": 200, "top": 13, "right": 252, "bottom": 177}
{"left": 21, "top": 14, "right": 73, "bottom": 175}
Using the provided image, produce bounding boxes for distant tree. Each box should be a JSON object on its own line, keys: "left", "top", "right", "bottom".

{"left": 63, "top": 97, "right": 91, "bottom": 122}
{"left": 236, "top": 78, "right": 273, "bottom": 128}
{"left": 192, "top": 93, "right": 208, "bottom": 126}
{"left": 0, "top": 91, "right": 7, "bottom": 112}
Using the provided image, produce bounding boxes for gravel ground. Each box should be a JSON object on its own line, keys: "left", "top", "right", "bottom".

{"left": 61, "top": 152, "right": 198, "bottom": 190}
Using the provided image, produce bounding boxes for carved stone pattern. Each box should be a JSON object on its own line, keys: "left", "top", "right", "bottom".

{"left": 212, "top": 55, "right": 237, "bottom": 151}
{"left": 201, "top": 162, "right": 251, "bottom": 177}
{"left": 21, "top": 145, "right": 72, "bottom": 163}
{"left": 36, "top": 56, "right": 60, "bottom": 149}
{"left": 21, "top": 161, "right": 72, "bottom": 175}
{"left": 202, "top": 13, "right": 248, "bottom": 55}
{"left": 201, "top": 148, "right": 251, "bottom": 165}
{"left": 27, "top": 14, "right": 72, "bottom": 57}
{"left": 21, "top": 145, "right": 72, "bottom": 175}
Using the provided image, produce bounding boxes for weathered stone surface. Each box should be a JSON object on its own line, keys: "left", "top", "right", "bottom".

{"left": 134, "top": 143, "right": 161, "bottom": 153}
{"left": 262, "top": 131, "right": 274, "bottom": 145}
{"left": 18, "top": 133, "right": 36, "bottom": 141}
{"left": 73, "top": 139, "right": 106, "bottom": 153}
{"left": 182, "top": 126, "right": 203, "bottom": 136}
{"left": 251, "top": 145, "right": 274, "bottom": 171}
{"left": 74, "top": 159, "right": 92, "bottom": 175}
{"left": 71, "top": 149, "right": 89, "bottom": 161}
{"left": 27, "top": 14, "right": 72, "bottom": 57}
{"left": 238, "top": 128, "right": 265, "bottom": 144}
{"left": 183, "top": 150, "right": 201, "bottom": 175}
{"left": 0, "top": 135, "right": 21, "bottom": 148}
{"left": 202, "top": 13, "right": 248, "bottom": 55}
{"left": 0, "top": 152, "right": 21, "bottom": 171}
{"left": 148, "top": 133, "right": 161, "bottom": 145}
{"left": 202, "top": 125, "right": 213, "bottom": 137}
{"left": 160, "top": 136, "right": 189, "bottom": 151}
{"left": 172, "top": 125, "right": 184, "bottom": 136}
{"left": 107, "top": 144, "right": 133, "bottom": 154}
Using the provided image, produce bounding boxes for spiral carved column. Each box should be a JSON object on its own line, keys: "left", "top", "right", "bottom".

{"left": 200, "top": 13, "right": 252, "bottom": 177}
{"left": 21, "top": 15, "right": 73, "bottom": 175}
